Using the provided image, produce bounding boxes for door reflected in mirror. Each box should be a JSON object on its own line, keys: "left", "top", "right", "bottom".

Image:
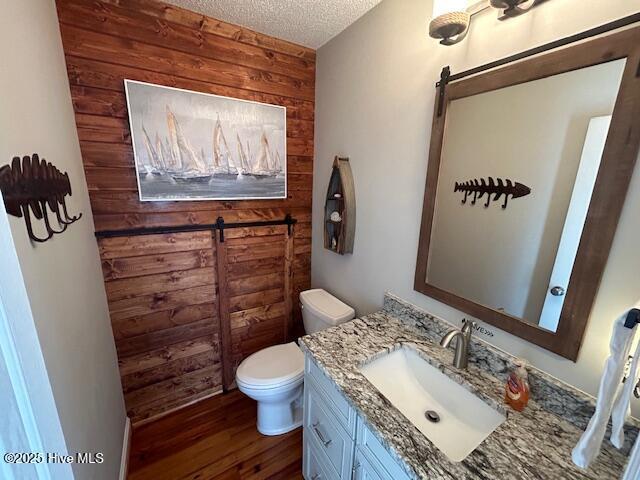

{"left": 426, "top": 59, "right": 625, "bottom": 332}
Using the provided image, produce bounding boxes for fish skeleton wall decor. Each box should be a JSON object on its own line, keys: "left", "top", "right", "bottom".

{"left": 454, "top": 177, "right": 531, "bottom": 209}
{"left": 0, "top": 154, "right": 82, "bottom": 243}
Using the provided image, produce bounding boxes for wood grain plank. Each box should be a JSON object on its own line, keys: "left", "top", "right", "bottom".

{"left": 119, "top": 336, "right": 216, "bottom": 376}
{"left": 121, "top": 349, "right": 218, "bottom": 394}
{"left": 225, "top": 234, "right": 284, "bottom": 246}
{"left": 89, "top": 190, "right": 311, "bottom": 215}
{"left": 226, "top": 241, "right": 285, "bottom": 264}
{"left": 95, "top": 211, "right": 311, "bottom": 230}
{"left": 224, "top": 225, "right": 287, "bottom": 239}
{"left": 101, "top": 0, "right": 316, "bottom": 61}
{"left": 71, "top": 85, "right": 128, "bottom": 116}
{"left": 229, "top": 288, "right": 284, "bottom": 313}
{"left": 231, "top": 327, "right": 282, "bottom": 356}
{"left": 112, "top": 303, "right": 216, "bottom": 340}
{"left": 76, "top": 113, "right": 130, "bottom": 143}
{"left": 105, "top": 267, "right": 215, "bottom": 301}
{"left": 116, "top": 317, "right": 218, "bottom": 357}
{"left": 229, "top": 302, "right": 286, "bottom": 330}
{"left": 99, "top": 231, "right": 211, "bottom": 258}
{"left": 71, "top": 84, "right": 313, "bottom": 123}
{"left": 294, "top": 238, "right": 311, "bottom": 255}
{"left": 227, "top": 256, "right": 284, "bottom": 280}
{"left": 102, "top": 249, "right": 214, "bottom": 280}
{"left": 128, "top": 385, "right": 219, "bottom": 426}
{"left": 228, "top": 272, "right": 283, "bottom": 297}
{"left": 65, "top": 56, "right": 315, "bottom": 120}
{"left": 57, "top": 0, "right": 315, "bottom": 81}
{"left": 60, "top": 25, "right": 315, "bottom": 101}
{"left": 94, "top": 211, "right": 217, "bottom": 231}
{"left": 125, "top": 366, "right": 221, "bottom": 420}
{"left": 294, "top": 221, "right": 312, "bottom": 239}
{"left": 108, "top": 284, "right": 216, "bottom": 321}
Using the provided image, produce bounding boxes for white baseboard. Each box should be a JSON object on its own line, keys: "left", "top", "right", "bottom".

{"left": 119, "top": 417, "right": 131, "bottom": 480}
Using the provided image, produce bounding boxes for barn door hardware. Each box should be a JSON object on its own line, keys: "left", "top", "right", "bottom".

{"left": 434, "top": 14, "right": 640, "bottom": 109}
{"left": 454, "top": 177, "right": 531, "bottom": 209}
{"left": 0, "top": 154, "right": 82, "bottom": 243}
{"left": 94, "top": 215, "right": 298, "bottom": 239}
{"left": 284, "top": 213, "right": 294, "bottom": 236}
{"left": 216, "top": 216, "right": 225, "bottom": 242}
{"left": 436, "top": 66, "right": 451, "bottom": 117}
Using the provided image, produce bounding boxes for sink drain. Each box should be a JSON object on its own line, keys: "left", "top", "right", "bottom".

{"left": 425, "top": 410, "right": 440, "bottom": 423}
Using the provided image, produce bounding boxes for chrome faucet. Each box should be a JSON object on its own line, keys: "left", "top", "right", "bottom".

{"left": 440, "top": 319, "right": 476, "bottom": 369}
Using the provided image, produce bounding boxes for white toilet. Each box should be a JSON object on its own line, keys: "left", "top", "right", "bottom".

{"left": 236, "top": 289, "right": 355, "bottom": 435}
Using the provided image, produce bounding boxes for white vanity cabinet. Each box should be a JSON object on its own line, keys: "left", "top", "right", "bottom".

{"left": 303, "top": 356, "right": 411, "bottom": 480}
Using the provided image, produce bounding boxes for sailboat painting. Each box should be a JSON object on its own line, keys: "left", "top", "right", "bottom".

{"left": 124, "top": 80, "right": 287, "bottom": 201}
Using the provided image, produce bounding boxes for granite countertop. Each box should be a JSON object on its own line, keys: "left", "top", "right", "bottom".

{"left": 298, "top": 295, "right": 635, "bottom": 480}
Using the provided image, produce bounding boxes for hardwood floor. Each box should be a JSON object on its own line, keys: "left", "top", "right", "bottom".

{"left": 128, "top": 390, "right": 303, "bottom": 479}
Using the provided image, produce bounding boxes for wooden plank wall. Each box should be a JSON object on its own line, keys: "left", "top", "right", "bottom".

{"left": 56, "top": 0, "right": 314, "bottom": 423}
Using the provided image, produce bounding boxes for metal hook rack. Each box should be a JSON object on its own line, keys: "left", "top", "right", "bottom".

{"left": 0, "top": 154, "right": 82, "bottom": 243}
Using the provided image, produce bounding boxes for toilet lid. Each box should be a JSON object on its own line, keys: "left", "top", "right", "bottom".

{"left": 236, "top": 342, "right": 304, "bottom": 389}
{"left": 300, "top": 289, "right": 355, "bottom": 325}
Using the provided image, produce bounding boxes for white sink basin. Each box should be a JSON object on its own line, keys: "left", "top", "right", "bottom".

{"left": 359, "top": 346, "right": 505, "bottom": 462}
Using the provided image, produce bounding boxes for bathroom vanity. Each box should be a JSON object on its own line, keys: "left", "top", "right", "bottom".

{"left": 303, "top": 347, "right": 411, "bottom": 480}
{"left": 299, "top": 294, "right": 637, "bottom": 479}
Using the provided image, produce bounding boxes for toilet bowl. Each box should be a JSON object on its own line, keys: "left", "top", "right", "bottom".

{"left": 236, "top": 289, "right": 355, "bottom": 436}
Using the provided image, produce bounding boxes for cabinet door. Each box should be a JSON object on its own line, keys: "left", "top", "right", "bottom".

{"left": 304, "top": 438, "right": 338, "bottom": 480}
{"left": 304, "top": 381, "right": 355, "bottom": 478}
{"left": 356, "top": 418, "right": 411, "bottom": 480}
{"left": 353, "top": 449, "right": 385, "bottom": 480}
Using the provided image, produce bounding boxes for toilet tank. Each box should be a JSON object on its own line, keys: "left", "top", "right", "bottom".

{"left": 300, "top": 289, "right": 355, "bottom": 334}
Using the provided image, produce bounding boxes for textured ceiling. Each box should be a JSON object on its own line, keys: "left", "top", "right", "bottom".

{"left": 163, "top": 0, "right": 382, "bottom": 49}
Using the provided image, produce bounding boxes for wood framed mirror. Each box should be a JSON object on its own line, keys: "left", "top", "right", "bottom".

{"left": 414, "top": 25, "right": 640, "bottom": 361}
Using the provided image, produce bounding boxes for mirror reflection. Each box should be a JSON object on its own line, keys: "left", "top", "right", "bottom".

{"left": 426, "top": 59, "right": 625, "bottom": 332}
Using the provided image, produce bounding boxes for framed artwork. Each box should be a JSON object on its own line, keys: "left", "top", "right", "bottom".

{"left": 124, "top": 79, "right": 287, "bottom": 201}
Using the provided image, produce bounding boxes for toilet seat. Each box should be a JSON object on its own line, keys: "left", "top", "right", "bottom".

{"left": 236, "top": 342, "right": 304, "bottom": 390}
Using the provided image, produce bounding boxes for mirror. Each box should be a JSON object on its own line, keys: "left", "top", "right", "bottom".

{"left": 415, "top": 27, "right": 640, "bottom": 360}
{"left": 427, "top": 60, "right": 625, "bottom": 333}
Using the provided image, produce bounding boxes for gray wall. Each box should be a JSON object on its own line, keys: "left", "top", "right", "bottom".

{"left": 313, "top": 0, "right": 640, "bottom": 417}
{"left": 0, "top": 1, "right": 127, "bottom": 478}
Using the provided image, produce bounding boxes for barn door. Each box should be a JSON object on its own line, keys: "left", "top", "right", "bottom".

{"left": 98, "top": 222, "right": 296, "bottom": 422}
{"left": 215, "top": 224, "right": 294, "bottom": 390}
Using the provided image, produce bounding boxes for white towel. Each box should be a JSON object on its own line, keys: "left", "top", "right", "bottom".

{"left": 572, "top": 310, "right": 638, "bottom": 469}
{"left": 623, "top": 434, "right": 640, "bottom": 480}
{"left": 611, "top": 339, "right": 640, "bottom": 449}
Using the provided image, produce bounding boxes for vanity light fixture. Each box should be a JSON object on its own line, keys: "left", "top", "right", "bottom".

{"left": 428, "top": 0, "right": 470, "bottom": 46}
{"left": 429, "top": 0, "right": 549, "bottom": 46}
{"left": 490, "top": 0, "right": 546, "bottom": 18}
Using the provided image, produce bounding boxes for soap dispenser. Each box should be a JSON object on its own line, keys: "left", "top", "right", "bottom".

{"left": 505, "top": 359, "right": 530, "bottom": 412}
